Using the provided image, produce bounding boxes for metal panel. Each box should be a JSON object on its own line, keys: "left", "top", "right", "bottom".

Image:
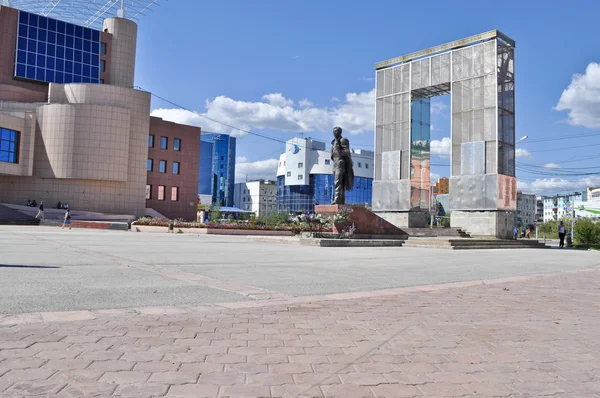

{"left": 372, "top": 180, "right": 411, "bottom": 211}
{"left": 381, "top": 150, "right": 401, "bottom": 181}
{"left": 383, "top": 68, "right": 393, "bottom": 96}
{"left": 376, "top": 70, "right": 384, "bottom": 97}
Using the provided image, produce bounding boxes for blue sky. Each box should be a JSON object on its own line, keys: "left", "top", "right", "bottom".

{"left": 134, "top": 0, "right": 600, "bottom": 194}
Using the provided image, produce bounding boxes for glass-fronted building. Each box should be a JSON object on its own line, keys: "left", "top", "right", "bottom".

{"left": 15, "top": 10, "right": 102, "bottom": 84}
{"left": 276, "top": 137, "right": 374, "bottom": 214}
{"left": 198, "top": 133, "right": 236, "bottom": 206}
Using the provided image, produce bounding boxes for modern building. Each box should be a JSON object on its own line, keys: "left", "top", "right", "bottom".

{"left": 515, "top": 192, "right": 536, "bottom": 227}
{"left": 233, "top": 180, "right": 277, "bottom": 218}
{"left": 199, "top": 133, "right": 236, "bottom": 207}
{"left": 276, "top": 137, "right": 374, "bottom": 213}
{"left": 586, "top": 187, "right": 600, "bottom": 201}
{"left": 0, "top": 4, "right": 153, "bottom": 217}
{"left": 434, "top": 177, "right": 449, "bottom": 195}
{"left": 541, "top": 192, "right": 584, "bottom": 222}
{"left": 146, "top": 117, "right": 200, "bottom": 220}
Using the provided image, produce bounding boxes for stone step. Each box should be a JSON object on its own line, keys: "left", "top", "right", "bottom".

{"left": 404, "top": 237, "right": 550, "bottom": 249}
{"left": 0, "top": 204, "right": 40, "bottom": 225}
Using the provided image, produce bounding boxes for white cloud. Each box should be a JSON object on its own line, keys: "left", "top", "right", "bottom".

{"left": 430, "top": 137, "right": 451, "bottom": 158}
{"left": 430, "top": 172, "right": 441, "bottom": 183}
{"left": 515, "top": 148, "right": 532, "bottom": 159}
{"left": 151, "top": 89, "right": 375, "bottom": 138}
{"left": 517, "top": 176, "right": 600, "bottom": 195}
{"left": 431, "top": 100, "right": 448, "bottom": 115}
{"left": 331, "top": 97, "right": 340, "bottom": 102}
{"left": 262, "top": 93, "right": 294, "bottom": 107}
{"left": 236, "top": 156, "right": 248, "bottom": 163}
{"left": 235, "top": 158, "right": 279, "bottom": 183}
{"left": 544, "top": 162, "right": 561, "bottom": 169}
{"left": 555, "top": 62, "right": 600, "bottom": 128}
{"left": 360, "top": 77, "right": 375, "bottom": 82}
{"left": 298, "top": 99, "right": 313, "bottom": 108}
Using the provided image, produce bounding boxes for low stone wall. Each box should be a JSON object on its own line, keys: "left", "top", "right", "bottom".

{"left": 131, "top": 224, "right": 294, "bottom": 236}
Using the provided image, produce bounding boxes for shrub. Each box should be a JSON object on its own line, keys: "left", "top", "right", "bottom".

{"left": 574, "top": 218, "right": 600, "bottom": 244}
{"left": 441, "top": 217, "right": 451, "bottom": 228}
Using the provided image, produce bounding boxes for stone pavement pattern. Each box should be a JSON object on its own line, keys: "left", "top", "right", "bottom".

{"left": 1, "top": 268, "right": 600, "bottom": 397}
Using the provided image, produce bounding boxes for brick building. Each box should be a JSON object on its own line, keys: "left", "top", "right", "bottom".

{"left": 146, "top": 117, "right": 200, "bottom": 221}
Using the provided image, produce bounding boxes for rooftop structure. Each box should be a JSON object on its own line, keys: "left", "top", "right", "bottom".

{"left": 3, "top": 0, "right": 159, "bottom": 30}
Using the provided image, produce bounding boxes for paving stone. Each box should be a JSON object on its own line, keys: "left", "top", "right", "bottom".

{"left": 58, "top": 382, "right": 117, "bottom": 397}
{"left": 218, "top": 384, "right": 271, "bottom": 397}
{"left": 148, "top": 371, "right": 199, "bottom": 384}
{"left": 88, "top": 360, "right": 136, "bottom": 372}
{"left": 99, "top": 371, "right": 151, "bottom": 384}
{"left": 321, "top": 384, "right": 375, "bottom": 397}
{"left": 168, "top": 384, "right": 219, "bottom": 397}
{"left": 4, "top": 380, "right": 67, "bottom": 395}
{"left": 371, "top": 383, "right": 423, "bottom": 397}
{"left": 114, "top": 382, "right": 170, "bottom": 397}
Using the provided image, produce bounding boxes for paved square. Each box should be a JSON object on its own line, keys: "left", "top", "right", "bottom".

{"left": 1, "top": 226, "right": 599, "bottom": 397}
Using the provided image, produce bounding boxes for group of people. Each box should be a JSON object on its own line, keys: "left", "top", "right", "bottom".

{"left": 33, "top": 201, "right": 72, "bottom": 230}
{"left": 513, "top": 226, "right": 532, "bottom": 239}
{"left": 513, "top": 221, "right": 569, "bottom": 248}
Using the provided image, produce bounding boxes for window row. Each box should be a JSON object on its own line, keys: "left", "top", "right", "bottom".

{"left": 147, "top": 159, "right": 180, "bottom": 174}
{"left": 16, "top": 53, "right": 100, "bottom": 73}
{"left": 15, "top": 65, "right": 100, "bottom": 84}
{"left": 17, "top": 37, "right": 102, "bottom": 60}
{"left": 148, "top": 135, "right": 181, "bottom": 151}
{"left": 286, "top": 159, "right": 370, "bottom": 169}
{"left": 146, "top": 185, "right": 179, "bottom": 201}
{"left": 18, "top": 11, "right": 101, "bottom": 42}
{"left": 0, "top": 128, "right": 19, "bottom": 164}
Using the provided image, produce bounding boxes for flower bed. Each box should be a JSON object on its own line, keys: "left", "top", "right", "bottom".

{"left": 132, "top": 217, "right": 332, "bottom": 233}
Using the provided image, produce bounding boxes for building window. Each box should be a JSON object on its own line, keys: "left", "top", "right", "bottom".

{"left": 171, "top": 187, "right": 179, "bottom": 201}
{"left": 287, "top": 172, "right": 291, "bottom": 177}
{"left": 160, "top": 137, "right": 168, "bottom": 149}
{"left": 100, "top": 42, "right": 107, "bottom": 55}
{"left": 325, "top": 159, "right": 330, "bottom": 165}
{"left": 158, "top": 185, "right": 165, "bottom": 200}
{"left": 298, "top": 162, "right": 303, "bottom": 168}
{"left": 365, "top": 163, "right": 369, "bottom": 169}
{"left": 147, "top": 159, "right": 153, "bottom": 172}
{"left": 159, "top": 160, "right": 166, "bottom": 173}
{"left": 358, "top": 162, "right": 362, "bottom": 168}
{"left": 99, "top": 79, "right": 105, "bottom": 84}
{"left": 220, "top": 164, "right": 223, "bottom": 169}
{"left": 148, "top": 135, "right": 154, "bottom": 148}
{"left": 100, "top": 60, "right": 106, "bottom": 72}
{"left": 221, "top": 155, "right": 224, "bottom": 160}
{"left": 172, "top": 161, "right": 180, "bottom": 175}
{"left": 298, "top": 175, "right": 303, "bottom": 180}
{"left": 145, "top": 185, "right": 152, "bottom": 199}
{"left": 174, "top": 138, "right": 181, "bottom": 151}
{"left": 0, "top": 128, "right": 19, "bottom": 164}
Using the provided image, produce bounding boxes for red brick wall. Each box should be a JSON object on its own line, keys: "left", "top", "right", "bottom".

{"left": 147, "top": 117, "right": 200, "bottom": 221}
{"left": 0, "top": 6, "right": 48, "bottom": 103}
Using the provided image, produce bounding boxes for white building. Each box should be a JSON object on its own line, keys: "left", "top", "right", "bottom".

{"left": 233, "top": 180, "right": 277, "bottom": 218}
{"left": 275, "top": 138, "right": 374, "bottom": 213}
{"left": 515, "top": 192, "right": 536, "bottom": 227}
{"left": 541, "top": 192, "right": 584, "bottom": 222}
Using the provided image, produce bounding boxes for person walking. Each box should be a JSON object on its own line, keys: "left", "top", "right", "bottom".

{"left": 558, "top": 221, "right": 566, "bottom": 248}
{"left": 35, "top": 201, "right": 45, "bottom": 220}
{"left": 513, "top": 226, "right": 519, "bottom": 240}
{"left": 62, "top": 209, "right": 72, "bottom": 230}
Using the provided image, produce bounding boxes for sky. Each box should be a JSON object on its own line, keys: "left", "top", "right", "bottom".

{"left": 132, "top": 0, "right": 600, "bottom": 196}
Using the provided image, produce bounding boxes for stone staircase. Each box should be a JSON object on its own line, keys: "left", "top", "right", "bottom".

{"left": 402, "top": 228, "right": 471, "bottom": 238}
{"left": 403, "top": 237, "right": 550, "bottom": 250}
{"left": 0, "top": 204, "right": 40, "bottom": 225}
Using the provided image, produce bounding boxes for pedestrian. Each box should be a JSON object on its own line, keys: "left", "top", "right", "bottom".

{"left": 558, "top": 221, "right": 566, "bottom": 248}
{"left": 62, "top": 209, "right": 72, "bottom": 230}
{"left": 526, "top": 227, "right": 531, "bottom": 239}
{"left": 513, "top": 226, "right": 518, "bottom": 240}
{"left": 35, "top": 201, "right": 44, "bottom": 220}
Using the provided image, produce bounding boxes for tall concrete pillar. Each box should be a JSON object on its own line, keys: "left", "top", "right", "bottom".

{"left": 102, "top": 18, "right": 137, "bottom": 88}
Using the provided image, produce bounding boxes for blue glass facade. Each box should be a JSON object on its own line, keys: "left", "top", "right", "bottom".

{"left": 277, "top": 175, "right": 373, "bottom": 213}
{"left": 0, "top": 128, "right": 19, "bottom": 164}
{"left": 198, "top": 134, "right": 236, "bottom": 206}
{"left": 15, "top": 11, "right": 101, "bottom": 84}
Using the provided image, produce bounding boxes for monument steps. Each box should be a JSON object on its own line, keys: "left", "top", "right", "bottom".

{"left": 403, "top": 237, "right": 550, "bottom": 250}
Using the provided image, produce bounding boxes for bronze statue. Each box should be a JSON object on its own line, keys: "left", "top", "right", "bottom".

{"left": 331, "top": 126, "right": 354, "bottom": 205}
